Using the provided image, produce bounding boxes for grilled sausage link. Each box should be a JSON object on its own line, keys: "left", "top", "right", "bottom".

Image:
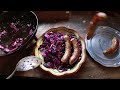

{"left": 69, "top": 38, "right": 80, "bottom": 65}
{"left": 87, "top": 12, "right": 107, "bottom": 39}
{"left": 61, "top": 35, "right": 72, "bottom": 63}
{"left": 103, "top": 37, "right": 119, "bottom": 55}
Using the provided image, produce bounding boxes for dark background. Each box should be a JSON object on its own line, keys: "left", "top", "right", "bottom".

{"left": 0, "top": 0, "right": 119, "bottom": 10}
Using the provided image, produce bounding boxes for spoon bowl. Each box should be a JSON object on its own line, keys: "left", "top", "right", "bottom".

{"left": 6, "top": 56, "right": 42, "bottom": 79}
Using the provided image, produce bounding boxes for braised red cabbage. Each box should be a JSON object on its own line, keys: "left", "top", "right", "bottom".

{"left": 39, "top": 32, "right": 82, "bottom": 71}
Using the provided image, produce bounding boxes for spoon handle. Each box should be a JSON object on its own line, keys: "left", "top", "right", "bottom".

{"left": 6, "top": 68, "right": 16, "bottom": 79}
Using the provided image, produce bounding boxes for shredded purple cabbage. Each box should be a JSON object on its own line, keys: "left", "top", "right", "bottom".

{"left": 39, "top": 32, "right": 82, "bottom": 71}
{"left": 0, "top": 13, "right": 36, "bottom": 56}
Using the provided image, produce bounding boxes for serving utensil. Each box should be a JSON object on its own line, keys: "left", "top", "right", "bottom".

{"left": 6, "top": 56, "right": 42, "bottom": 79}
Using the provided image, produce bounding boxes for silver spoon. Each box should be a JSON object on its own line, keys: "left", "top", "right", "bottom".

{"left": 6, "top": 56, "right": 42, "bottom": 79}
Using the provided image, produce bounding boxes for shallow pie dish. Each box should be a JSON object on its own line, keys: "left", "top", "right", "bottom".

{"left": 34, "top": 27, "right": 86, "bottom": 77}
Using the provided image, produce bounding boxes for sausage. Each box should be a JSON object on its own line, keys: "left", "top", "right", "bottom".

{"left": 61, "top": 35, "right": 72, "bottom": 63}
{"left": 69, "top": 38, "right": 80, "bottom": 65}
{"left": 87, "top": 12, "right": 107, "bottom": 40}
{"left": 103, "top": 37, "right": 119, "bottom": 55}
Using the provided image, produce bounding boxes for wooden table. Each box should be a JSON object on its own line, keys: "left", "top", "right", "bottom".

{"left": 1, "top": 11, "right": 120, "bottom": 79}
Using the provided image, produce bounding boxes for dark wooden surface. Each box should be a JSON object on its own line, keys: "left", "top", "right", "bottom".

{"left": 1, "top": 11, "right": 120, "bottom": 79}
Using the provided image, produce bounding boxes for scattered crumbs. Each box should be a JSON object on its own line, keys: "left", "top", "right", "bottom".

{"left": 66, "top": 11, "right": 70, "bottom": 14}
{"left": 90, "top": 21, "right": 93, "bottom": 25}
{"left": 88, "top": 75, "right": 94, "bottom": 78}
{"left": 82, "top": 20, "right": 86, "bottom": 24}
